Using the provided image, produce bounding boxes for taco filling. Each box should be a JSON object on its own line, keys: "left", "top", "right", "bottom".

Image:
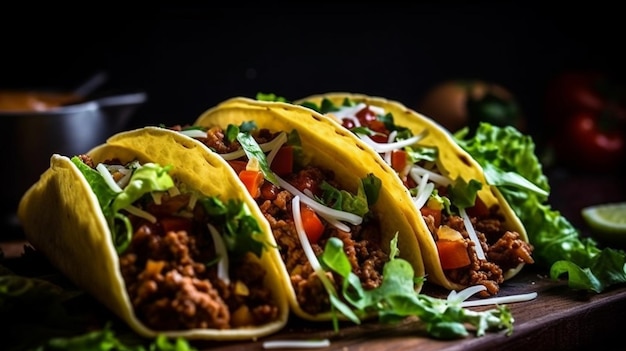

{"left": 72, "top": 154, "right": 280, "bottom": 330}
{"left": 299, "top": 97, "right": 534, "bottom": 296}
{"left": 175, "top": 124, "right": 389, "bottom": 315}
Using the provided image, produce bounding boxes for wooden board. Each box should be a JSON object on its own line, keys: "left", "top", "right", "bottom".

{"left": 188, "top": 266, "right": 626, "bottom": 350}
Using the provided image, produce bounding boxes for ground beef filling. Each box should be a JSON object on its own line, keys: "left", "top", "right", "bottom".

{"left": 260, "top": 167, "right": 388, "bottom": 314}
{"left": 423, "top": 206, "right": 534, "bottom": 297}
{"left": 117, "top": 199, "right": 280, "bottom": 331}
{"left": 194, "top": 126, "right": 389, "bottom": 314}
{"left": 77, "top": 153, "right": 282, "bottom": 331}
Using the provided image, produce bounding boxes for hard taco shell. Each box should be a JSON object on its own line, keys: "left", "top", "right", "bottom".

{"left": 17, "top": 127, "right": 289, "bottom": 340}
{"left": 193, "top": 97, "right": 426, "bottom": 321}
{"left": 295, "top": 92, "right": 529, "bottom": 291}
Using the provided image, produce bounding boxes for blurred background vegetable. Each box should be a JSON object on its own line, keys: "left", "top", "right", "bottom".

{"left": 543, "top": 71, "right": 626, "bottom": 170}
{"left": 417, "top": 80, "right": 526, "bottom": 134}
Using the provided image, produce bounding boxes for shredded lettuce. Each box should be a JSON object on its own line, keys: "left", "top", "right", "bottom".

{"left": 454, "top": 122, "right": 626, "bottom": 293}
{"left": 72, "top": 157, "right": 174, "bottom": 253}
{"left": 318, "top": 174, "right": 379, "bottom": 218}
{"left": 200, "top": 196, "right": 266, "bottom": 258}
{"left": 233, "top": 125, "right": 279, "bottom": 185}
{"left": 71, "top": 157, "right": 266, "bottom": 260}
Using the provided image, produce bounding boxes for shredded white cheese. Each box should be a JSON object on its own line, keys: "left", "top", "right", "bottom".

{"left": 292, "top": 195, "right": 340, "bottom": 300}
{"left": 292, "top": 196, "right": 322, "bottom": 271}
{"left": 383, "top": 130, "right": 398, "bottom": 165}
{"left": 409, "top": 164, "right": 452, "bottom": 187}
{"left": 178, "top": 129, "right": 209, "bottom": 139}
{"left": 276, "top": 174, "right": 362, "bottom": 226}
{"left": 461, "top": 292, "right": 538, "bottom": 307}
{"left": 357, "top": 133, "right": 425, "bottom": 154}
{"left": 459, "top": 207, "right": 486, "bottom": 260}
{"left": 263, "top": 339, "right": 331, "bottom": 349}
{"left": 449, "top": 284, "right": 487, "bottom": 302}
{"left": 207, "top": 223, "right": 230, "bottom": 284}
{"left": 303, "top": 189, "right": 351, "bottom": 232}
{"left": 96, "top": 163, "right": 123, "bottom": 193}
{"left": 116, "top": 168, "right": 132, "bottom": 188}
{"left": 412, "top": 173, "right": 435, "bottom": 210}
{"left": 266, "top": 131, "right": 361, "bottom": 230}
{"left": 219, "top": 131, "right": 288, "bottom": 161}
{"left": 447, "top": 284, "right": 538, "bottom": 307}
{"left": 123, "top": 205, "right": 157, "bottom": 223}
{"left": 330, "top": 102, "right": 369, "bottom": 119}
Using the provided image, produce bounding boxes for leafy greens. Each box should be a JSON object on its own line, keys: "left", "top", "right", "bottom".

{"left": 318, "top": 234, "right": 515, "bottom": 338}
{"left": 454, "top": 122, "right": 626, "bottom": 293}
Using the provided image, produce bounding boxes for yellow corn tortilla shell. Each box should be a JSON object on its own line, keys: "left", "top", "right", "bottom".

{"left": 194, "top": 97, "right": 425, "bottom": 322}
{"left": 295, "top": 92, "right": 529, "bottom": 291}
{"left": 17, "top": 127, "right": 289, "bottom": 340}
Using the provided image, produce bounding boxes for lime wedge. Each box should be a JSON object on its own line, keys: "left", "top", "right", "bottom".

{"left": 581, "top": 202, "right": 626, "bottom": 245}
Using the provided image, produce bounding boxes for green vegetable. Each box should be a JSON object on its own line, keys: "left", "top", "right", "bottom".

{"left": 72, "top": 157, "right": 267, "bottom": 260}
{"left": 581, "top": 202, "right": 626, "bottom": 237}
{"left": 1, "top": 265, "right": 196, "bottom": 351}
{"left": 236, "top": 130, "right": 279, "bottom": 185}
{"left": 317, "top": 234, "right": 514, "bottom": 339}
{"left": 256, "top": 92, "right": 288, "bottom": 102}
{"left": 454, "top": 122, "right": 626, "bottom": 293}
{"left": 72, "top": 158, "right": 174, "bottom": 253}
{"left": 448, "top": 178, "right": 482, "bottom": 210}
{"left": 200, "top": 196, "right": 266, "bottom": 258}
{"left": 318, "top": 175, "right": 376, "bottom": 218}
{"left": 111, "top": 163, "right": 174, "bottom": 214}
{"left": 35, "top": 324, "right": 197, "bottom": 351}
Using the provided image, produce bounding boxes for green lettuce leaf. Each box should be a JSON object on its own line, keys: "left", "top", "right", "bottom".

{"left": 454, "top": 122, "right": 626, "bottom": 293}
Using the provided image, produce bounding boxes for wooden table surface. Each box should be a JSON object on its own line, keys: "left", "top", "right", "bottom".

{"left": 2, "top": 168, "right": 624, "bottom": 350}
{"left": 176, "top": 263, "right": 624, "bottom": 351}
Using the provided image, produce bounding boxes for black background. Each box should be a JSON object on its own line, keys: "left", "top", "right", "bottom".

{"left": 3, "top": 3, "right": 624, "bottom": 139}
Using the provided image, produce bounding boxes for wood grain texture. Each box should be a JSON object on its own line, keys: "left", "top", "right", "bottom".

{"left": 187, "top": 266, "right": 626, "bottom": 350}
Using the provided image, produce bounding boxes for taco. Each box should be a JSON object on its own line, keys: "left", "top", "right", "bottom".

{"left": 17, "top": 127, "right": 289, "bottom": 340}
{"left": 294, "top": 92, "right": 534, "bottom": 296}
{"left": 168, "top": 97, "right": 425, "bottom": 323}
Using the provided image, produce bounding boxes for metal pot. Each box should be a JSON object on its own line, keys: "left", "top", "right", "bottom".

{"left": 2, "top": 91, "right": 147, "bottom": 234}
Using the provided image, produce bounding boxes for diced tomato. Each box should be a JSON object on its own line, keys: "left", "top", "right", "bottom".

{"left": 368, "top": 119, "right": 388, "bottom": 134}
{"left": 270, "top": 145, "right": 293, "bottom": 176}
{"left": 289, "top": 171, "right": 320, "bottom": 196}
{"left": 160, "top": 216, "right": 193, "bottom": 233}
{"left": 420, "top": 206, "right": 442, "bottom": 228}
{"left": 342, "top": 118, "right": 356, "bottom": 129}
{"left": 228, "top": 160, "right": 248, "bottom": 174}
{"left": 300, "top": 204, "right": 324, "bottom": 244}
{"left": 466, "top": 197, "right": 489, "bottom": 218}
{"left": 404, "top": 176, "right": 417, "bottom": 189}
{"left": 356, "top": 106, "right": 378, "bottom": 124}
{"left": 438, "top": 186, "right": 448, "bottom": 196}
{"left": 239, "top": 169, "right": 264, "bottom": 199}
{"left": 391, "top": 149, "right": 408, "bottom": 173}
{"left": 436, "top": 240, "right": 471, "bottom": 270}
{"left": 370, "top": 133, "right": 389, "bottom": 143}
